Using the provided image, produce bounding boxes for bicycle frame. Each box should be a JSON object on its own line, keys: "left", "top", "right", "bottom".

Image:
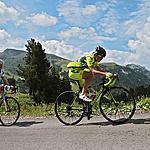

{"left": 55, "top": 74, "right": 136, "bottom": 125}
{"left": 73, "top": 76, "right": 118, "bottom": 117}
{"left": 0, "top": 84, "right": 19, "bottom": 112}
{"left": 0, "top": 86, "right": 12, "bottom": 112}
{"left": 74, "top": 77, "right": 113, "bottom": 106}
{"left": 90, "top": 83, "right": 107, "bottom": 106}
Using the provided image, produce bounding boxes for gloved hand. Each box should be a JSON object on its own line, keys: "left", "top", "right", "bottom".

{"left": 4, "top": 85, "right": 14, "bottom": 91}
{"left": 106, "top": 72, "right": 113, "bottom": 79}
{"left": 4, "top": 85, "right": 11, "bottom": 91}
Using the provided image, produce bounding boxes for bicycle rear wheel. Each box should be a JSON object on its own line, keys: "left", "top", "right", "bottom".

{"left": 55, "top": 91, "right": 84, "bottom": 125}
{"left": 99, "top": 87, "right": 136, "bottom": 124}
{"left": 0, "top": 97, "right": 20, "bottom": 126}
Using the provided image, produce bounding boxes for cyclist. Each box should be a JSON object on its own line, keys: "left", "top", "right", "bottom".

{"left": 0, "top": 59, "right": 10, "bottom": 96}
{"left": 67, "top": 46, "right": 113, "bottom": 102}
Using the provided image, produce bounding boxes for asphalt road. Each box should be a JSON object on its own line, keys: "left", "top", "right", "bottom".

{"left": 0, "top": 112, "right": 149, "bottom": 150}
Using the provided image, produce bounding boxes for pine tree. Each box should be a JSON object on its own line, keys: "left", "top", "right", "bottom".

{"left": 17, "top": 38, "right": 71, "bottom": 104}
{"left": 17, "top": 38, "right": 50, "bottom": 103}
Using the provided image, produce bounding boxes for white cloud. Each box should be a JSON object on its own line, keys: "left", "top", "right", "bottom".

{"left": 124, "top": 0, "right": 150, "bottom": 36}
{"left": 8, "top": 38, "right": 25, "bottom": 48}
{"left": 105, "top": 49, "right": 129, "bottom": 65}
{"left": 58, "top": 1, "right": 81, "bottom": 17}
{"left": 99, "top": 9, "right": 119, "bottom": 34}
{"left": 58, "top": 27, "right": 116, "bottom": 43}
{"left": 125, "top": 14, "right": 150, "bottom": 69}
{"left": 40, "top": 35, "right": 148, "bottom": 70}
{"left": 57, "top": 1, "right": 99, "bottom": 26}
{"left": 104, "top": 14, "right": 150, "bottom": 70}
{"left": 1, "top": 0, "right": 149, "bottom": 71}
{"left": 104, "top": 48, "right": 149, "bottom": 69}
{"left": 27, "top": 12, "right": 57, "bottom": 27}
{"left": 125, "top": 5, "right": 150, "bottom": 69}
{"left": 0, "top": 29, "right": 25, "bottom": 51}
{"left": 115, "top": 1, "right": 150, "bottom": 70}
{"left": 57, "top": 0, "right": 120, "bottom": 29}
{"left": 16, "top": 19, "right": 27, "bottom": 27}
{"left": 0, "top": 1, "right": 19, "bottom": 23}
{"left": 38, "top": 39, "right": 82, "bottom": 60}
{"left": 0, "top": 29, "right": 11, "bottom": 40}
{"left": 82, "top": 5, "right": 97, "bottom": 15}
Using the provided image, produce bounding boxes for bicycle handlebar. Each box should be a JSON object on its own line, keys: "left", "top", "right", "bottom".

{"left": 4, "top": 85, "right": 18, "bottom": 93}
{"left": 104, "top": 73, "right": 118, "bottom": 87}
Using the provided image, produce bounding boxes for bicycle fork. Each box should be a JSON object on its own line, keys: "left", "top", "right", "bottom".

{"left": 3, "top": 98, "right": 10, "bottom": 112}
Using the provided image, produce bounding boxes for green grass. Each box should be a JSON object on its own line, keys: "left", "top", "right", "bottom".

{"left": 9, "top": 93, "right": 150, "bottom": 117}
{"left": 12, "top": 93, "right": 55, "bottom": 117}
{"left": 136, "top": 98, "right": 150, "bottom": 111}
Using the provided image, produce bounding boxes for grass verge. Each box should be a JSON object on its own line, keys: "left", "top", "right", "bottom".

{"left": 11, "top": 93, "right": 150, "bottom": 117}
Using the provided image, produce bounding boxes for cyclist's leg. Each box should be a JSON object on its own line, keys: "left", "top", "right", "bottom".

{"left": 0, "top": 81, "right": 4, "bottom": 97}
{"left": 81, "top": 69, "right": 94, "bottom": 96}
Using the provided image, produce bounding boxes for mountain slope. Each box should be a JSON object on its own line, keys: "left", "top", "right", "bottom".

{"left": 0, "top": 48, "right": 150, "bottom": 88}
{"left": 0, "top": 48, "right": 70, "bottom": 74}
{"left": 100, "top": 63, "right": 150, "bottom": 88}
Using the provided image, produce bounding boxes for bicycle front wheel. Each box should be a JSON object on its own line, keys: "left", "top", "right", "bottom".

{"left": 99, "top": 87, "right": 136, "bottom": 124}
{"left": 55, "top": 91, "right": 84, "bottom": 125}
{"left": 0, "top": 97, "right": 20, "bottom": 126}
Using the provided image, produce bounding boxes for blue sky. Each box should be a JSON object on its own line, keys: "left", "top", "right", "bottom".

{"left": 0, "top": 0, "right": 150, "bottom": 70}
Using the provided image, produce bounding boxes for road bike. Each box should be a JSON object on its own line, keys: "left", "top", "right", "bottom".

{"left": 55, "top": 74, "right": 136, "bottom": 125}
{"left": 0, "top": 85, "right": 20, "bottom": 126}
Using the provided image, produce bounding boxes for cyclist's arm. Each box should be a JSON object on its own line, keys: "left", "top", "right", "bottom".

{"left": 85, "top": 56, "right": 107, "bottom": 76}
{"left": 1, "top": 76, "right": 9, "bottom": 85}
{"left": 95, "top": 65, "right": 106, "bottom": 72}
{"left": 89, "top": 65, "right": 107, "bottom": 76}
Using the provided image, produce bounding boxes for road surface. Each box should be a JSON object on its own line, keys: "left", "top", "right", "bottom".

{"left": 0, "top": 112, "right": 149, "bottom": 150}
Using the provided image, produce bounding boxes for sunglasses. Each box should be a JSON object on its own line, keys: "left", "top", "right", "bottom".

{"left": 97, "top": 54, "right": 104, "bottom": 58}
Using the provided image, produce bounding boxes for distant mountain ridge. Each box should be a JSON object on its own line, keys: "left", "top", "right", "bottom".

{"left": 0, "top": 48, "right": 69, "bottom": 74}
{"left": 0, "top": 48, "right": 150, "bottom": 88}
{"left": 100, "top": 63, "right": 150, "bottom": 88}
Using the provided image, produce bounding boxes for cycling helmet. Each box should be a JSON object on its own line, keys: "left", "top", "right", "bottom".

{"left": 95, "top": 46, "right": 106, "bottom": 57}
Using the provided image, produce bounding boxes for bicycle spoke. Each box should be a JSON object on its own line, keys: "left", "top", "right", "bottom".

{"left": 55, "top": 91, "right": 84, "bottom": 125}
{"left": 100, "top": 87, "right": 136, "bottom": 124}
{"left": 0, "top": 97, "right": 20, "bottom": 126}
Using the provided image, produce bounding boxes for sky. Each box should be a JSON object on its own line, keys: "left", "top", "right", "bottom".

{"left": 0, "top": 0, "right": 150, "bottom": 70}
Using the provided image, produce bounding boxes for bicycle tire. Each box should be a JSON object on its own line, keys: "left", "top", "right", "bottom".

{"left": 0, "top": 97, "right": 20, "bottom": 126}
{"left": 55, "top": 91, "right": 84, "bottom": 125}
{"left": 99, "top": 86, "right": 136, "bottom": 124}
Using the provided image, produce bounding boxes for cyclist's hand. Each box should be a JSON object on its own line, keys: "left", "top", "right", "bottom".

{"left": 4, "top": 85, "right": 11, "bottom": 91}
{"left": 4, "top": 85, "right": 16, "bottom": 92}
{"left": 106, "top": 72, "right": 113, "bottom": 79}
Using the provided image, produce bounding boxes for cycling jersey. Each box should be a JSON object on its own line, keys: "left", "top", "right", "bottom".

{"left": 81, "top": 53, "right": 99, "bottom": 68}
{"left": 67, "top": 53, "right": 100, "bottom": 87}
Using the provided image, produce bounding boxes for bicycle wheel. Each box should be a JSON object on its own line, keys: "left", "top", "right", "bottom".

{"left": 99, "top": 87, "right": 136, "bottom": 124}
{"left": 55, "top": 91, "right": 84, "bottom": 125}
{"left": 0, "top": 97, "right": 20, "bottom": 126}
